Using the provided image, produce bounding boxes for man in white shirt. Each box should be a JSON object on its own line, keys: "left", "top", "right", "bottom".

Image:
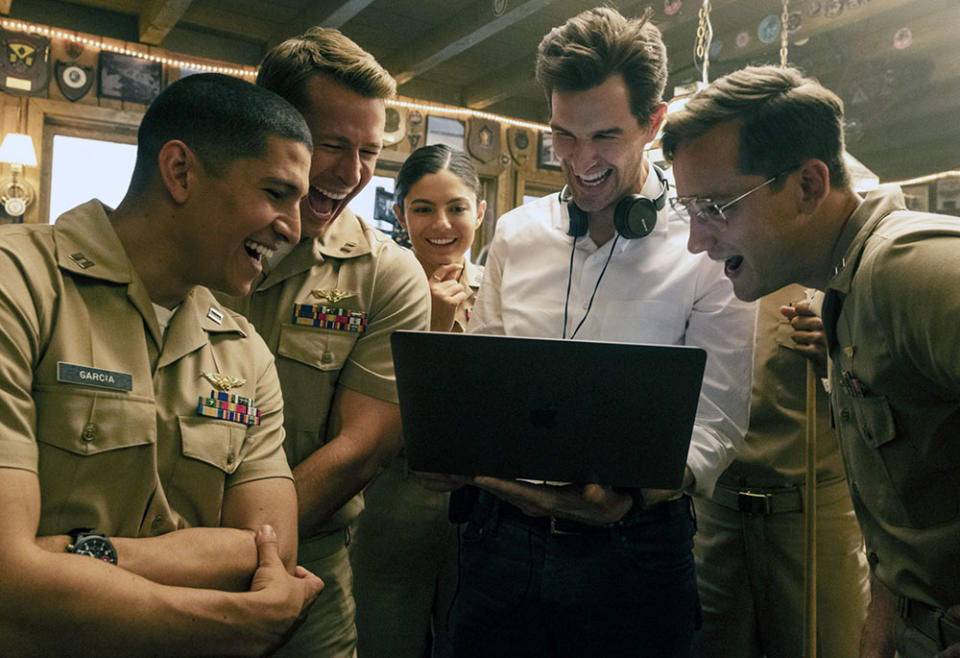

{"left": 439, "top": 7, "right": 756, "bottom": 656}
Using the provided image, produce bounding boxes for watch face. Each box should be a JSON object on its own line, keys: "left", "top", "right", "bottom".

{"left": 74, "top": 535, "right": 118, "bottom": 564}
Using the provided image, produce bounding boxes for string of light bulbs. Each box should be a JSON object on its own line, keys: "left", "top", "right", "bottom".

{"left": 1, "top": 17, "right": 551, "bottom": 133}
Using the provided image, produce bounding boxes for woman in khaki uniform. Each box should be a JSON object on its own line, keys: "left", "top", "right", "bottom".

{"left": 351, "top": 145, "right": 486, "bottom": 658}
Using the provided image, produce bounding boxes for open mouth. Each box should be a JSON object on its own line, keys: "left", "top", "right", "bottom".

{"left": 306, "top": 185, "right": 348, "bottom": 220}
{"left": 577, "top": 169, "right": 612, "bottom": 188}
{"left": 244, "top": 239, "right": 275, "bottom": 263}
{"left": 724, "top": 255, "right": 744, "bottom": 276}
{"left": 426, "top": 237, "right": 457, "bottom": 246}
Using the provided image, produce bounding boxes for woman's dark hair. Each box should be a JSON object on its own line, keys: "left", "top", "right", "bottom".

{"left": 394, "top": 144, "right": 481, "bottom": 210}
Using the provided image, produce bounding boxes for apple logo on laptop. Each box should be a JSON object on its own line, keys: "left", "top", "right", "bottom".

{"left": 529, "top": 404, "right": 559, "bottom": 430}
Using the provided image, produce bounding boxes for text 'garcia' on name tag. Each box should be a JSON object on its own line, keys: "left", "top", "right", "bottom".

{"left": 57, "top": 362, "right": 133, "bottom": 392}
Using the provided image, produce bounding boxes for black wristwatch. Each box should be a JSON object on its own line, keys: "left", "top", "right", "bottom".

{"left": 66, "top": 528, "right": 118, "bottom": 565}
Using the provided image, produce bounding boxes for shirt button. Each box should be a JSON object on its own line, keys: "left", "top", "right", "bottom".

{"left": 321, "top": 352, "right": 333, "bottom": 364}
{"left": 226, "top": 453, "right": 235, "bottom": 465}
{"left": 151, "top": 515, "right": 163, "bottom": 532}
{"left": 81, "top": 424, "right": 97, "bottom": 441}
{"left": 840, "top": 408, "right": 851, "bottom": 421}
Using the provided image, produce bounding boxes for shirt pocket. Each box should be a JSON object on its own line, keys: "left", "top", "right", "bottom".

{"left": 845, "top": 393, "right": 958, "bottom": 528}
{"left": 167, "top": 416, "right": 246, "bottom": 527}
{"left": 277, "top": 322, "right": 359, "bottom": 372}
{"left": 33, "top": 388, "right": 155, "bottom": 534}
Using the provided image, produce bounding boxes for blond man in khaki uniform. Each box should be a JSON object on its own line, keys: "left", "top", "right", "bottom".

{"left": 221, "top": 29, "right": 430, "bottom": 657}
{"left": 664, "top": 65, "right": 960, "bottom": 657}
{"left": 0, "top": 74, "right": 323, "bottom": 655}
{"left": 694, "top": 284, "right": 869, "bottom": 657}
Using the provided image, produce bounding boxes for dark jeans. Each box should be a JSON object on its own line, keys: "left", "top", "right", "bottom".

{"left": 449, "top": 492, "right": 700, "bottom": 658}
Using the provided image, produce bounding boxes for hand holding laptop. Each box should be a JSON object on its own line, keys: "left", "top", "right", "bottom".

{"left": 469, "top": 478, "right": 633, "bottom": 526}
{"left": 468, "top": 466, "right": 694, "bottom": 525}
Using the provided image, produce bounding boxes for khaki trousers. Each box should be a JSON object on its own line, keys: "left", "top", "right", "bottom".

{"left": 275, "top": 528, "right": 358, "bottom": 658}
{"left": 351, "top": 458, "right": 459, "bottom": 658}
{"left": 693, "top": 478, "right": 869, "bottom": 658}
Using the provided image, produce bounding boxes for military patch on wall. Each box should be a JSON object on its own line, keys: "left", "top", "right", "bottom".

{"left": 382, "top": 106, "right": 407, "bottom": 146}
{"left": 507, "top": 126, "right": 532, "bottom": 166}
{"left": 55, "top": 61, "right": 94, "bottom": 101}
{"left": 467, "top": 117, "right": 500, "bottom": 164}
{"left": 0, "top": 30, "right": 51, "bottom": 96}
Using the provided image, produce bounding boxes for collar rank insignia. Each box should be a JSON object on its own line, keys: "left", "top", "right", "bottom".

{"left": 197, "top": 390, "right": 261, "bottom": 426}
{"left": 292, "top": 303, "right": 367, "bottom": 333}
{"left": 206, "top": 306, "right": 224, "bottom": 325}
{"left": 69, "top": 252, "right": 95, "bottom": 269}
{"left": 311, "top": 289, "right": 355, "bottom": 304}
{"left": 202, "top": 372, "right": 246, "bottom": 391}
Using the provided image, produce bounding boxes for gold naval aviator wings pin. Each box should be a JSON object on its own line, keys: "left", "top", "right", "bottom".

{"left": 311, "top": 289, "right": 356, "bottom": 304}
{"left": 202, "top": 372, "right": 247, "bottom": 391}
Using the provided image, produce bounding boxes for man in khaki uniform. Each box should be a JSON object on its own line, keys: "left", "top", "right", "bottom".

{"left": 221, "top": 28, "right": 430, "bottom": 657}
{"left": 0, "top": 74, "right": 322, "bottom": 655}
{"left": 664, "top": 65, "right": 960, "bottom": 657}
{"left": 694, "top": 284, "right": 869, "bottom": 657}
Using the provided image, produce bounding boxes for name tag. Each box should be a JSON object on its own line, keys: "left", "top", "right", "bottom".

{"left": 57, "top": 362, "right": 133, "bottom": 392}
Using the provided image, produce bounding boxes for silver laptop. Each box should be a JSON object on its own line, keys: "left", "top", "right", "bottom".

{"left": 391, "top": 331, "right": 706, "bottom": 489}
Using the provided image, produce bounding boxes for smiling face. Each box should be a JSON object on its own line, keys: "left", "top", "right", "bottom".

{"left": 186, "top": 135, "right": 309, "bottom": 296}
{"left": 297, "top": 74, "right": 385, "bottom": 239}
{"left": 395, "top": 169, "right": 486, "bottom": 271}
{"left": 549, "top": 75, "right": 661, "bottom": 218}
{"left": 672, "top": 121, "right": 805, "bottom": 302}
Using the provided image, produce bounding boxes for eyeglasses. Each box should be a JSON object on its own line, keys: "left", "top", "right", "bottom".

{"left": 670, "top": 171, "right": 788, "bottom": 231}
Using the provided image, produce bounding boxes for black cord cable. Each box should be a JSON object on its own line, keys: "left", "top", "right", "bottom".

{"left": 563, "top": 233, "right": 620, "bottom": 339}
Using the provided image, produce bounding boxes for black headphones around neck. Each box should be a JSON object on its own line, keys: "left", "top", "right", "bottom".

{"left": 562, "top": 164, "right": 669, "bottom": 239}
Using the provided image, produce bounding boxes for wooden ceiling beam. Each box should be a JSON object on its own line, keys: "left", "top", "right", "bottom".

{"left": 139, "top": 0, "right": 193, "bottom": 45}
{"left": 466, "top": 0, "right": 743, "bottom": 111}
{"left": 266, "top": 0, "right": 376, "bottom": 48}
{"left": 386, "top": 0, "right": 558, "bottom": 87}
{"left": 0, "top": 0, "right": 13, "bottom": 16}
{"left": 464, "top": 57, "right": 538, "bottom": 109}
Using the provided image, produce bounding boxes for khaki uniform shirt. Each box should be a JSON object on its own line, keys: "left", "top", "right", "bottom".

{"left": 718, "top": 284, "right": 841, "bottom": 489}
{"left": 823, "top": 187, "right": 960, "bottom": 609}
{"left": 222, "top": 209, "right": 430, "bottom": 534}
{"left": 452, "top": 259, "right": 484, "bottom": 333}
{"left": 0, "top": 201, "right": 291, "bottom": 537}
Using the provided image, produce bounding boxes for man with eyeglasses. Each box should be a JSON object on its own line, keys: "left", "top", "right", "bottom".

{"left": 663, "top": 64, "right": 960, "bottom": 658}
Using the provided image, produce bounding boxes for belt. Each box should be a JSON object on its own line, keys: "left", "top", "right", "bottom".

{"left": 898, "top": 596, "right": 960, "bottom": 649}
{"left": 711, "top": 478, "right": 853, "bottom": 516}
{"left": 497, "top": 497, "right": 689, "bottom": 536}
{"left": 712, "top": 485, "right": 803, "bottom": 515}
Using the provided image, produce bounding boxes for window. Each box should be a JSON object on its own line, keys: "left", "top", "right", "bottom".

{"left": 48, "top": 135, "right": 136, "bottom": 222}
{"left": 348, "top": 174, "right": 397, "bottom": 233}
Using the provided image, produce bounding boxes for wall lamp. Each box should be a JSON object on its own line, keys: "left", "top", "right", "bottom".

{"left": 0, "top": 133, "right": 38, "bottom": 218}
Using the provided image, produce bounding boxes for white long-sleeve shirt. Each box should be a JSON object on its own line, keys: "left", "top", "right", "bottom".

{"left": 470, "top": 170, "right": 756, "bottom": 497}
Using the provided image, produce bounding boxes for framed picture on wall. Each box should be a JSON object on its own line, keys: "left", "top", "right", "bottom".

{"left": 425, "top": 115, "right": 465, "bottom": 150}
{"left": 901, "top": 183, "right": 930, "bottom": 212}
{"left": 98, "top": 51, "right": 162, "bottom": 104}
{"left": 537, "top": 131, "right": 561, "bottom": 170}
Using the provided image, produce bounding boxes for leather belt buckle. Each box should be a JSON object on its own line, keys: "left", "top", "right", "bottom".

{"left": 738, "top": 491, "right": 773, "bottom": 515}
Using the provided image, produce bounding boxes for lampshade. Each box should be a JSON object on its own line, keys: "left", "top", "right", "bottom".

{"left": 0, "top": 133, "right": 38, "bottom": 167}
